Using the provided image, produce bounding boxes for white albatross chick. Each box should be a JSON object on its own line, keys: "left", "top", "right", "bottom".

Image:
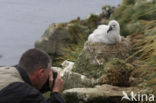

{"left": 88, "top": 20, "right": 121, "bottom": 44}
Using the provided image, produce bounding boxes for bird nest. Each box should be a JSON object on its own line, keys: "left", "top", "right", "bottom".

{"left": 83, "top": 37, "right": 131, "bottom": 65}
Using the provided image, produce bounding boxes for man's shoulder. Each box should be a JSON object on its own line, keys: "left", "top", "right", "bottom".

{"left": 0, "top": 82, "right": 43, "bottom": 103}
{"left": 0, "top": 82, "right": 39, "bottom": 95}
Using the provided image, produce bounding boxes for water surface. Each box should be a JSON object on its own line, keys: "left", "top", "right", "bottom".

{"left": 0, "top": 0, "right": 122, "bottom": 66}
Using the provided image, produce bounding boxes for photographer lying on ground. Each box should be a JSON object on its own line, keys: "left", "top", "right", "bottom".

{"left": 0, "top": 48, "right": 65, "bottom": 103}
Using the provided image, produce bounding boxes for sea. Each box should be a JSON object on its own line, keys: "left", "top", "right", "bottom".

{"left": 0, "top": 0, "right": 122, "bottom": 66}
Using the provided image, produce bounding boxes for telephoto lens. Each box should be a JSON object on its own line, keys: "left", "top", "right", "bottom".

{"left": 51, "top": 70, "right": 57, "bottom": 91}
{"left": 40, "top": 70, "right": 57, "bottom": 93}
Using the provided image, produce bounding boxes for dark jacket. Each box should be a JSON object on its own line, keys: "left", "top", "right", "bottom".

{"left": 0, "top": 66, "right": 65, "bottom": 103}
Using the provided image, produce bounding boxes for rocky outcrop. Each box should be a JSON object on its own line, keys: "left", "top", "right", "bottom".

{"left": 97, "top": 58, "right": 134, "bottom": 87}
{"left": 101, "top": 5, "right": 115, "bottom": 19}
{"left": 52, "top": 60, "right": 93, "bottom": 90}
{"left": 36, "top": 0, "right": 155, "bottom": 103}
{"left": 35, "top": 24, "right": 69, "bottom": 55}
{"left": 35, "top": 21, "right": 90, "bottom": 66}
{"left": 63, "top": 71, "right": 94, "bottom": 90}
{"left": 63, "top": 84, "right": 149, "bottom": 103}
{"left": 61, "top": 60, "right": 74, "bottom": 74}
{"left": 35, "top": 24, "right": 70, "bottom": 66}
{"left": 82, "top": 37, "right": 130, "bottom": 65}
{"left": 73, "top": 37, "right": 131, "bottom": 79}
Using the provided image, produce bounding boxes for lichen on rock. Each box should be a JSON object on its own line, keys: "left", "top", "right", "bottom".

{"left": 73, "top": 37, "right": 131, "bottom": 79}
{"left": 52, "top": 60, "right": 93, "bottom": 90}
{"left": 97, "top": 58, "right": 134, "bottom": 87}
{"left": 35, "top": 23, "right": 70, "bottom": 65}
{"left": 63, "top": 84, "right": 144, "bottom": 103}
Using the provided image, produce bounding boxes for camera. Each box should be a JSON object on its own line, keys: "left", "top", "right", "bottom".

{"left": 40, "top": 70, "right": 57, "bottom": 93}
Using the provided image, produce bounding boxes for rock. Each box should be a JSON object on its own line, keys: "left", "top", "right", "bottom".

{"left": 73, "top": 37, "right": 131, "bottom": 79}
{"left": 61, "top": 60, "right": 74, "bottom": 73}
{"left": 63, "top": 71, "right": 94, "bottom": 90}
{"left": 97, "top": 58, "right": 134, "bottom": 87}
{"left": 51, "top": 60, "right": 74, "bottom": 77}
{"left": 83, "top": 37, "right": 130, "bottom": 65}
{"left": 35, "top": 24, "right": 69, "bottom": 55}
{"left": 51, "top": 66, "right": 63, "bottom": 76}
{"left": 63, "top": 84, "right": 145, "bottom": 103}
{"left": 35, "top": 23, "right": 89, "bottom": 66}
{"left": 52, "top": 60, "right": 93, "bottom": 89}
{"left": 101, "top": 5, "right": 115, "bottom": 19}
{"left": 35, "top": 24, "right": 70, "bottom": 66}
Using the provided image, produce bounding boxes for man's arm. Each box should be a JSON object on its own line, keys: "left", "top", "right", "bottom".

{"left": 24, "top": 70, "right": 65, "bottom": 103}
{"left": 22, "top": 82, "right": 65, "bottom": 103}
{"left": 0, "top": 82, "right": 65, "bottom": 103}
{"left": 24, "top": 83, "right": 65, "bottom": 103}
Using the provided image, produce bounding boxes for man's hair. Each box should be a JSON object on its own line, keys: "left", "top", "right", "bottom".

{"left": 18, "top": 48, "right": 52, "bottom": 74}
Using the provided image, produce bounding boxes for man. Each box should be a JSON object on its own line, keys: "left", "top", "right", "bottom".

{"left": 0, "top": 48, "right": 65, "bottom": 103}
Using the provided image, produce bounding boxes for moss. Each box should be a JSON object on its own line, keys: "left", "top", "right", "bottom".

{"left": 111, "top": 0, "right": 155, "bottom": 36}
{"left": 122, "top": 0, "right": 136, "bottom": 5}
{"left": 57, "top": 23, "right": 67, "bottom": 28}
{"left": 101, "top": 58, "right": 134, "bottom": 86}
{"left": 147, "top": 56, "right": 156, "bottom": 67}
{"left": 112, "top": 5, "right": 135, "bottom": 36}
{"left": 101, "top": 5, "right": 114, "bottom": 19}
{"left": 126, "top": 22, "right": 143, "bottom": 34}
{"left": 111, "top": 4, "right": 127, "bottom": 20}
{"left": 127, "top": 34, "right": 156, "bottom": 87}
{"left": 63, "top": 22, "right": 89, "bottom": 62}
{"left": 48, "top": 53, "right": 67, "bottom": 66}
{"left": 43, "top": 92, "right": 51, "bottom": 99}
{"left": 63, "top": 44, "right": 84, "bottom": 62}
{"left": 102, "top": 5, "right": 113, "bottom": 12}
{"left": 67, "top": 23, "right": 84, "bottom": 44}
{"left": 86, "top": 14, "right": 100, "bottom": 29}
{"left": 73, "top": 51, "right": 105, "bottom": 79}
{"left": 36, "top": 0, "right": 156, "bottom": 91}
{"left": 63, "top": 92, "right": 79, "bottom": 103}
{"left": 69, "top": 17, "right": 81, "bottom": 24}
{"left": 34, "top": 1, "right": 156, "bottom": 103}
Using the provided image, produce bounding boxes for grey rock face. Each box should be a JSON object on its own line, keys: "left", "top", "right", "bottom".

{"left": 63, "top": 71, "right": 94, "bottom": 90}
{"left": 35, "top": 24, "right": 69, "bottom": 56}
{"left": 52, "top": 60, "right": 93, "bottom": 90}
{"left": 73, "top": 37, "right": 131, "bottom": 79}
{"left": 63, "top": 84, "right": 145, "bottom": 103}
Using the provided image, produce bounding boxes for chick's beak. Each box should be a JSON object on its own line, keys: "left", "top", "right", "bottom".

{"left": 107, "top": 26, "right": 112, "bottom": 33}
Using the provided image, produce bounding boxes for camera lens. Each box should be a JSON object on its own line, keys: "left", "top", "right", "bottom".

{"left": 40, "top": 70, "right": 57, "bottom": 93}
{"left": 51, "top": 70, "right": 57, "bottom": 91}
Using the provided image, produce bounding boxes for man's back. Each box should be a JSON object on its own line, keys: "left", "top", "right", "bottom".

{"left": 0, "top": 67, "right": 24, "bottom": 91}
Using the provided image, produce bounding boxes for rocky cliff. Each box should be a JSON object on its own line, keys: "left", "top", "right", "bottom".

{"left": 35, "top": 0, "right": 156, "bottom": 102}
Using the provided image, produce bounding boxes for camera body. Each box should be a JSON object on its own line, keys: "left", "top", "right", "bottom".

{"left": 40, "top": 70, "right": 57, "bottom": 93}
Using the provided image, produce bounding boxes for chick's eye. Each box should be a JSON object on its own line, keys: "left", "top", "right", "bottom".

{"left": 112, "top": 25, "right": 115, "bottom": 27}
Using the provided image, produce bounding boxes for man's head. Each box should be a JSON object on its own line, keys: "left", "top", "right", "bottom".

{"left": 18, "top": 48, "right": 52, "bottom": 90}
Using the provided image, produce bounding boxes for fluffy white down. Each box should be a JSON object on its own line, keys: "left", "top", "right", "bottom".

{"left": 88, "top": 20, "right": 121, "bottom": 44}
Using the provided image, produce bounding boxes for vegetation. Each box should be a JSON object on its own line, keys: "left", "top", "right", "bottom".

{"left": 38, "top": 0, "right": 156, "bottom": 95}
{"left": 38, "top": 0, "right": 156, "bottom": 102}
{"left": 72, "top": 0, "right": 156, "bottom": 96}
{"left": 111, "top": 0, "right": 156, "bottom": 36}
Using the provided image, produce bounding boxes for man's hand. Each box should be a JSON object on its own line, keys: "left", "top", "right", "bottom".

{"left": 52, "top": 71, "right": 64, "bottom": 93}
{"left": 48, "top": 70, "right": 64, "bottom": 93}
{"left": 48, "top": 69, "right": 53, "bottom": 89}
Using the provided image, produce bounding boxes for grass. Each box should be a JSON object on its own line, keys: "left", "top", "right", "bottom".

{"left": 111, "top": 0, "right": 156, "bottom": 36}
{"left": 36, "top": 0, "right": 156, "bottom": 92}
{"left": 36, "top": 0, "right": 156, "bottom": 102}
